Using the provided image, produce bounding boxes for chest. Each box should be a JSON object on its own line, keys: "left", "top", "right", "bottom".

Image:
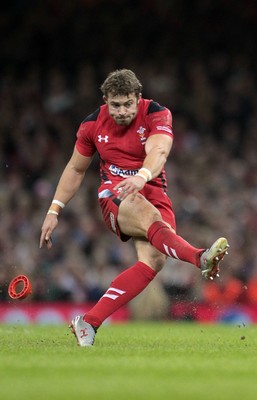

{"left": 94, "top": 118, "right": 150, "bottom": 161}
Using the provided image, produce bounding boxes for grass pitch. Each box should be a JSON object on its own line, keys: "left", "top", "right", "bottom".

{"left": 0, "top": 322, "right": 257, "bottom": 400}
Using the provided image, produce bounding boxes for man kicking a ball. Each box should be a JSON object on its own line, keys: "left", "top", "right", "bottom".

{"left": 40, "top": 69, "right": 229, "bottom": 346}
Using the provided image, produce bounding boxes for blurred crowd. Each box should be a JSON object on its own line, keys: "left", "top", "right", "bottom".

{"left": 0, "top": 1, "right": 257, "bottom": 313}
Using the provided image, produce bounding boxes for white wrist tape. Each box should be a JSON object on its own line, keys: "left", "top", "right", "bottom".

{"left": 136, "top": 168, "right": 152, "bottom": 182}
{"left": 47, "top": 210, "right": 59, "bottom": 216}
{"left": 140, "top": 168, "right": 152, "bottom": 181}
{"left": 52, "top": 199, "right": 65, "bottom": 208}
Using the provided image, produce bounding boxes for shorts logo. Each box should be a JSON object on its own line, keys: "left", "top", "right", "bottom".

{"left": 98, "top": 135, "right": 109, "bottom": 143}
{"left": 110, "top": 212, "right": 116, "bottom": 233}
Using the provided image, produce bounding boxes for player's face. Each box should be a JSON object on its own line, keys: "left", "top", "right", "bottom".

{"left": 104, "top": 93, "right": 141, "bottom": 126}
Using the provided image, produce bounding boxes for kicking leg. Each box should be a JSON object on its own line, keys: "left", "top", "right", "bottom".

{"left": 118, "top": 193, "right": 229, "bottom": 278}
{"left": 117, "top": 193, "right": 204, "bottom": 267}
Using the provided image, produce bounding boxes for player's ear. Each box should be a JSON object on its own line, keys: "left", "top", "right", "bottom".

{"left": 137, "top": 93, "right": 142, "bottom": 103}
{"left": 103, "top": 96, "right": 108, "bottom": 103}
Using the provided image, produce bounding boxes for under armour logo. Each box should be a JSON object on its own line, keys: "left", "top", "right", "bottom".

{"left": 80, "top": 328, "right": 88, "bottom": 338}
{"left": 98, "top": 135, "right": 109, "bottom": 143}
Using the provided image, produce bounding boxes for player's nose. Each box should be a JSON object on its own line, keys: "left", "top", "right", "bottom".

{"left": 118, "top": 106, "right": 126, "bottom": 115}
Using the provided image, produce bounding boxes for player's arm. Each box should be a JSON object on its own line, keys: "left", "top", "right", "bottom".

{"left": 142, "top": 133, "right": 173, "bottom": 178}
{"left": 114, "top": 133, "right": 173, "bottom": 200}
{"left": 40, "top": 147, "right": 93, "bottom": 249}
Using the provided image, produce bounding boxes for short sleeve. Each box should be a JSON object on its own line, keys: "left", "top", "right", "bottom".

{"left": 75, "top": 122, "right": 96, "bottom": 157}
{"left": 147, "top": 103, "right": 173, "bottom": 137}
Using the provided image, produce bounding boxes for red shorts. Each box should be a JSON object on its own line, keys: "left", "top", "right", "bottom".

{"left": 98, "top": 181, "right": 176, "bottom": 241}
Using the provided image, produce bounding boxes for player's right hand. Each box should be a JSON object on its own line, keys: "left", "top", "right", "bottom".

{"left": 114, "top": 175, "right": 146, "bottom": 201}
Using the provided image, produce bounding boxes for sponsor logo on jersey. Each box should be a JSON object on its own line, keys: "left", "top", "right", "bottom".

{"left": 109, "top": 164, "right": 139, "bottom": 178}
{"left": 98, "top": 134, "right": 109, "bottom": 143}
{"left": 137, "top": 126, "right": 147, "bottom": 145}
{"left": 156, "top": 126, "right": 172, "bottom": 134}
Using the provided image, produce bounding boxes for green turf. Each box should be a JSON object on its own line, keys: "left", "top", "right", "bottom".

{"left": 0, "top": 322, "right": 257, "bottom": 400}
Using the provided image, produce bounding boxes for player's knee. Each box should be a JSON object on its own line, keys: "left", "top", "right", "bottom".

{"left": 147, "top": 253, "right": 166, "bottom": 273}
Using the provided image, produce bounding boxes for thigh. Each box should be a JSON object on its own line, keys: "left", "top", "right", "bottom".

{"left": 117, "top": 193, "right": 162, "bottom": 237}
{"left": 97, "top": 184, "right": 158, "bottom": 240}
{"left": 98, "top": 181, "right": 176, "bottom": 240}
{"left": 133, "top": 236, "right": 167, "bottom": 272}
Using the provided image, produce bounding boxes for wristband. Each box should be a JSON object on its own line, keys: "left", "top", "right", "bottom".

{"left": 47, "top": 210, "right": 59, "bottom": 216}
{"left": 52, "top": 199, "right": 65, "bottom": 208}
{"left": 136, "top": 167, "right": 152, "bottom": 182}
{"left": 140, "top": 168, "right": 152, "bottom": 180}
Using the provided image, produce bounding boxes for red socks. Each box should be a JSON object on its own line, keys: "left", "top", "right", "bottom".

{"left": 83, "top": 261, "right": 157, "bottom": 328}
{"left": 83, "top": 222, "right": 204, "bottom": 328}
{"left": 147, "top": 221, "right": 204, "bottom": 267}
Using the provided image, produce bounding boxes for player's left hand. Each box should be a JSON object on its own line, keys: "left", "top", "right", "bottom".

{"left": 114, "top": 176, "right": 146, "bottom": 201}
{"left": 39, "top": 214, "right": 58, "bottom": 249}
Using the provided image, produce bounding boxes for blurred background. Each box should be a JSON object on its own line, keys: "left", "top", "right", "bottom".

{"left": 0, "top": 0, "right": 257, "bottom": 322}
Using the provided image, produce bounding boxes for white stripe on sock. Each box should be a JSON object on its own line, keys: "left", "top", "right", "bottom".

{"left": 102, "top": 293, "right": 119, "bottom": 300}
{"left": 108, "top": 287, "right": 126, "bottom": 295}
{"left": 163, "top": 244, "right": 179, "bottom": 259}
{"left": 170, "top": 248, "right": 179, "bottom": 259}
{"left": 101, "top": 287, "right": 126, "bottom": 301}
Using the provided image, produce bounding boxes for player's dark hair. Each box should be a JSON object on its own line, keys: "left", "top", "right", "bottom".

{"left": 100, "top": 69, "right": 142, "bottom": 98}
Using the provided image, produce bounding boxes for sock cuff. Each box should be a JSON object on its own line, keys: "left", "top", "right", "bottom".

{"left": 147, "top": 221, "right": 169, "bottom": 243}
{"left": 135, "top": 261, "right": 157, "bottom": 280}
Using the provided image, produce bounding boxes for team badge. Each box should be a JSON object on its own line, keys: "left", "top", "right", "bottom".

{"left": 137, "top": 126, "right": 146, "bottom": 145}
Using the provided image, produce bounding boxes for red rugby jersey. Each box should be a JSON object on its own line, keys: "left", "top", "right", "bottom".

{"left": 76, "top": 98, "right": 173, "bottom": 189}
